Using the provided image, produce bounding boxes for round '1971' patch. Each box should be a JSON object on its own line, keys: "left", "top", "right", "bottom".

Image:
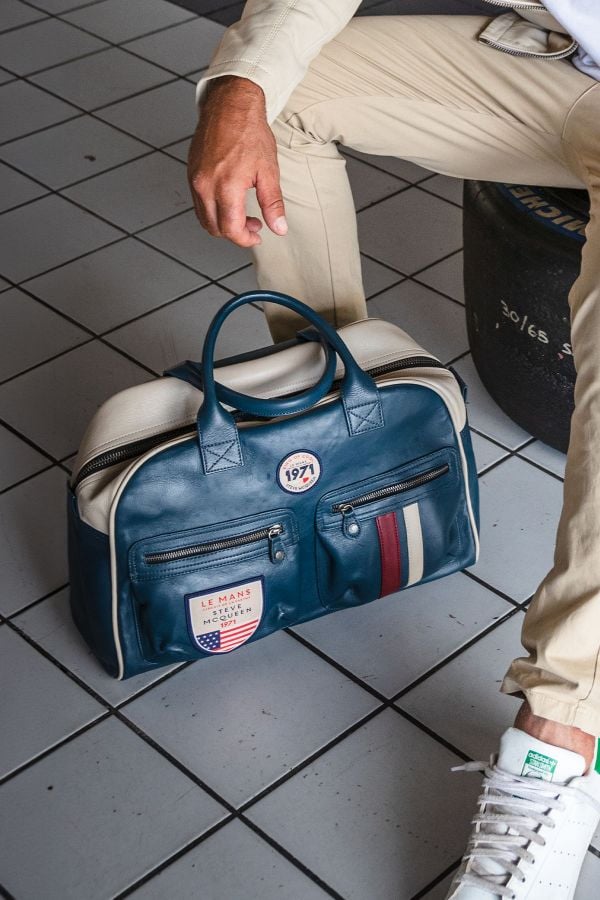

{"left": 277, "top": 450, "right": 321, "bottom": 494}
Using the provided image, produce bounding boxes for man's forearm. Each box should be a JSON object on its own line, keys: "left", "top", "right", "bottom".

{"left": 196, "top": 0, "right": 360, "bottom": 123}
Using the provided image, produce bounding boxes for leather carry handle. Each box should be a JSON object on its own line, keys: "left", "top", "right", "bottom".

{"left": 197, "top": 290, "right": 384, "bottom": 474}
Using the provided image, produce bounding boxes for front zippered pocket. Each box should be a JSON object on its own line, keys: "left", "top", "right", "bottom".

{"left": 332, "top": 463, "right": 449, "bottom": 536}
{"left": 72, "top": 354, "right": 448, "bottom": 490}
{"left": 144, "top": 523, "right": 286, "bottom": 566}
{"left": 128, "top": 510, "right": 300, "bottom": 663}
{"left": 315, "top": 448, "right": 465, "bottom": 609}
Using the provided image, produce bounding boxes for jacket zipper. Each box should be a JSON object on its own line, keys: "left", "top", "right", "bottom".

{"left": 478, "top": 36, "right": 577, "bottom": 59}
{"left": 144, "top": 523, "right": 285, "bottom": 566}
{"left": 72, "top": 354, "right": 447, "bottom": 490}
{"left": 332, "top": 462, "right": 449, "bottom": 537}
{"left": 483, "top": 0, "right": 546, "bottom": 8}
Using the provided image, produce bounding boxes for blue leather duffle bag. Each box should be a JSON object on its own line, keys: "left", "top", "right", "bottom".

{"left": 68, "top": 291, "right": 480, "bottom": 679}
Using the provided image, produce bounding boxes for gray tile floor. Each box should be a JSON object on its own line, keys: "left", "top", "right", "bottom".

{"left": 0, "top": 1, "right": 597, "bottom": 899}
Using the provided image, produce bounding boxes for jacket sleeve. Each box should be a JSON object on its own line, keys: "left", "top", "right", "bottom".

{"left": 196, "top": 0, "right": 361, "bottom": 124}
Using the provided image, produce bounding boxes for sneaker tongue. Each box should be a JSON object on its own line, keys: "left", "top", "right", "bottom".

{"left": 497, "top": 727, "right": 586, "bottom": 782}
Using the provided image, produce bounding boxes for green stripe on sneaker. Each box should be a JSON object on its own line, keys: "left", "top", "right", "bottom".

{"left": 595, "top": 738, "right": 600, "bottom": 775}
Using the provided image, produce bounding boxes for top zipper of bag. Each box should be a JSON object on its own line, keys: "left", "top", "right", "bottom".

{"left": 72, "top": 354, "right": 447, "bottom": 490}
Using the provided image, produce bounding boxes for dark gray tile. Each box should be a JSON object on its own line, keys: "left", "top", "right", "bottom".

{"left": 0, "top": 625, "right": 105, "bottom": 778}
{"left": 517, "top": 439, "right": 566, "bottom": 479}
{"left": 0, "top": 424, "right": 48, "bottom": 490}
{"left": 416, "top": 251, "right": 464, "bottom": 303}
{"left": 130, "top": 819, "right": 330, "bottom": 900}
{"left": 0, "top": 288, "right": 87, "bottom": 381}
{"left": 248, "top": 709, "right": 480, "bottom": 899}
{"left": 0, "top": 194, "right": 122, "bottom": 282}
{"left": 0, "top": 467, "right": 69, "bottom": 616}
{"left": 63, "top": 0, "right": 195, "bottom": 43}
{"left": 0, "top": 161, "right": 47, "bottom": 212}
{"left": 367, "top": 279, "right": 468, "bottom": 364}
{"left": 0, "top": 18, "right": 106, "bottom": 76}
{"left": 139, "top": 209, "right": 251, "bottom": 278}
{"left": 0, "top": 80, "right": 78, "bottom": 143}
{"left": 97, "top": 79, "right": 197, "bottom": 147}
{"left": 0, "top": 116, "right": 148, "bottom": 189}
{"left": 467, "top": 455, "right": 564, "bottom": 601}
{"left": 63, "top": 152, "right": 191, "bottom": 232}
{"left": 124, "top": 17, "right": 226, "bottom": 75}
{"left": 397, "top": 612, "right": 525, "bottom": 759}
{"left": 0, "top": 0, "right": 46, "bottom": 31}
{"left": 0, "top": 340, "right": 150, "bottom": 458}
{"left": 358, "top": 188, "right": 462, "bottom": 274}
{"left": 24, "top": 237, "right": 205, "bottom": 332}
{"left": 0, "top": 717, "right": 226, "bottom": 900}
{"left": 419, "top": 174, "right": 464, "bottom": 206}
{"left": 30, "top": 47, "right": 171, "bottom": 110}
{"left": 14, "top": 588, "right": 184, "bottom": 706}
{"left": 106, "top": 282, "right": 271, "bottom": 372}
{"left": 293, "top": 572, "right": 512, "bottom": 697}
{"left": 344, "top": 154, "right": 407, "bottom": 210}
{"left": 123, "top": 631, "right": 378, "bottom": 806}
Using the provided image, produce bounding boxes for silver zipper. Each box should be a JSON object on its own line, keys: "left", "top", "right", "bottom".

{"left": 332, "top": 463, "right": 449, "bottom": 515}
{"left": 483, "top": 0, "right": 545, "bottom": 8}
{"left": 479, "top": 36, "right": 578, "bottom": 59}
{"left": 144, "top": 523, "right": 285, "bottom": 565}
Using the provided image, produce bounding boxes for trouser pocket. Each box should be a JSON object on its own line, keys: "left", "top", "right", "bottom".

{"left": 129, "top": 509, "right": 299, "bottom": 661}
{"left": 315, "top": 448, "right": 464, "bottom": 609}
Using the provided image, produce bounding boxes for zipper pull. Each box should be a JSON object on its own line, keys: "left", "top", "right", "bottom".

{"left": 268, "top": 525, "right": 286, "bottom": 564}
{"left": 339, "top": 504, "right": 361, "bottom": 538}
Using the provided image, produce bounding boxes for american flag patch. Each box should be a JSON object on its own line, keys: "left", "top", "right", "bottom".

{"left": 186, "top": 577, "right": 264, "bottom": 654}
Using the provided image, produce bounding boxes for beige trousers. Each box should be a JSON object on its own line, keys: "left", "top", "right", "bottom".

{"left": 248, "top": 14, "right": 600, "bottom": 735}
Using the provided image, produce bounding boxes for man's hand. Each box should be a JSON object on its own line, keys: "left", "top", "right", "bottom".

{"left": 188, "top": 75, "right": 287, "bottom": 248}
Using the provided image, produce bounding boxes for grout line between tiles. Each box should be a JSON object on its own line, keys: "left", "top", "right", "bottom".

{"left": 0, "top": 708, "right": 112, "bottom": 787}
{"left": 0, "top": 462, "right": 55, "bottom": 496}
{"left": 0, "top": 882, "right": 17, "bottom": 900}
{"left": 391, "top": 604, "right": 524, "bottom": 703}
{"left": 111, "top": 814, "right": 237, "bottom": 899}
{"left": 410, "top": 858, "right": 460, "bottom": 900}
{"left": 461, "top": 569, "right": 522, "bottom": 609}
{"left": 342, "top": 147, "right": 435, "bottom": 186}
{"left": 21, "top": 0, "right": 109, "bottom": 15}
{"left": 6, "top": 582, "right": 70, "bottom": 621}
{"left": 514, "top": 449, "right": 565, "bottom": 483}
{"left": 415, "top": 180, "right": 463, "bottom": 210}
{"left": 0, "top": 416, "right": 63, "bottom": 467}
{"left": 355, "top": 179, "right": 415, "bottom": 214}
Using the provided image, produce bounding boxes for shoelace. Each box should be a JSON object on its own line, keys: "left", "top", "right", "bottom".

{"left": 451, "top": 759, "right": 600, "bottom": 899}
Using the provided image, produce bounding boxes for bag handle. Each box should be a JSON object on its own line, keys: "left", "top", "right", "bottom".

{"left": 197, "top": 290, "right": 384, "bottom": 474}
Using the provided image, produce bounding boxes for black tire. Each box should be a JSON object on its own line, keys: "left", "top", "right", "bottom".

{"left": 463, "top": 180, "right": 589, "bottom": 453}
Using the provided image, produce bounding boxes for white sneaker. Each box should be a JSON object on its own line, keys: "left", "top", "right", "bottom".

{"left": 445, "top": 727, "right": 600, "bottom": 899}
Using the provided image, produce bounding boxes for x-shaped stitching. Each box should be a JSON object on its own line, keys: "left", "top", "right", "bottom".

{"left": 348, "top": 401, "right": 382, "bottom": 432}
{"left": 204, "top": 439, "right": 240, "bottom": 471}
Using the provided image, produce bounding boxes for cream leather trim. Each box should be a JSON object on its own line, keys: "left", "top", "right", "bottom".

{"left": 403, "top": 502, "right": 424, "bottom": 586}
{"left": 109, "top": 433, "right": 193, "bottom": 680}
